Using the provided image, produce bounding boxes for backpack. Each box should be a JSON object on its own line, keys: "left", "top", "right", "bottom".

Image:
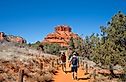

{"left": 71, "top": 57, "right": 78, "bottom": 65}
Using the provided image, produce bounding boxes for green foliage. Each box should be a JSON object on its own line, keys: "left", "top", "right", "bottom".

{"left": 69, "top": 37, "right": 85, "bottom": 56}
{"left": 69, "top": 37, "right": 75, "bottom": 49}
{"left": 30, "top": 41, "right": 41, "bottom": 48}
{"left": 77, "top": 12, "right": 126, "bottom": 80}
{"left": 97, "top": 12, "right": 126, "bottom": 66}
{"left": 84, "top": 34, "right": 100, "bottom": 59}
{"left": 60, "top": 46, "right": 68, "bottom": 50}
{"left": 83, "top": 12, "right": 126, "bottom": 72}
{"left": 43, "top": 43, "right": 61, "bottom": 55}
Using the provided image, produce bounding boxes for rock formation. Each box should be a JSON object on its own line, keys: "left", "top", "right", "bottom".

{"left": 6, "top": 35, "right": 26, "bottom": 43}
{"left": 0, "top": 32, "right": 5, "bottom": 41}
{"left": 42, "top": 25, "right": 80, "bottom": 46}
{"left": 0, "top": 32, "right": 26, "bottom": 43}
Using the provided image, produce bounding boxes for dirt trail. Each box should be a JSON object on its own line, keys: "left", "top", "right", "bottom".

{"left": 53, "top": 56, "right": 90, "bottom": 82}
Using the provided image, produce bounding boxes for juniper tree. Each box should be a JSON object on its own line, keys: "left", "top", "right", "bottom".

{"left": 91, "top": 12, "right": 126, "bottom": 78}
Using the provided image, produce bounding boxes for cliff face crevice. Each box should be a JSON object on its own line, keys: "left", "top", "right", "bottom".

{"left": 42, "top": 25, "right": 80, "bottom": 46}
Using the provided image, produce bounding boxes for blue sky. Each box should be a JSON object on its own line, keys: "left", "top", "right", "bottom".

{"left": 0, "top": 0, "right": 126, "bottom": 43}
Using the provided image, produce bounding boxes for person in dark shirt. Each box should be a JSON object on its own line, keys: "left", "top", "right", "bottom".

{"left": 60, "top": 52, "right": 66, "bottom": 72}
{"left": 69, "top": 52, "right": 79, "bottom": 80}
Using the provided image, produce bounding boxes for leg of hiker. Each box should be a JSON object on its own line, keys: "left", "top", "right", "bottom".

{"left": 63, "top": 62, "right": 65, "bottom": 71}
{"left": 75, "top": 67, "right": 78, "bottom": 79}
{"left": 64, "top": 62, "right": 66, "bottom": 71}
{"left": 61, "top": 61, "right": 64, "bottom": 71}
{"left": 61, "top": 62, "right": 66, "bottom": 72}
{"left": 72, "top": 67, "right": 75, "bottom": 79}
{"left": 75, "top": 72, "right": 77, "bottom": 80}
{"left": 72, "top": 72, "right": 74, "bottom": 79}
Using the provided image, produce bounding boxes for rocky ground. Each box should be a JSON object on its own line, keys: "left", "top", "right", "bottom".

{"left": 79, "top": 58, "right": 125, "bottom": 82}
{"left": 0, "top": 42, "right": 58, "bottom": 82}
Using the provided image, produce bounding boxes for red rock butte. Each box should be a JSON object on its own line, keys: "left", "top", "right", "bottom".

{"left": 42, "top": 25, "right": 80, "bottom": 47}
{"left": 0, "top": 32, "right": 26, "bottom": 43}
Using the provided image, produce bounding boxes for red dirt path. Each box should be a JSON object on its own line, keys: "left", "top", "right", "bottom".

{"left": 53, "top": 57, "right": 90, "bottom": 82}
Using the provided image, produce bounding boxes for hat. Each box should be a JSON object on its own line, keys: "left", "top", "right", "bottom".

{"left": 61, "top": 52, "right": 65, "bottom": 55}
{"left": 73, "top": 52, "right": 76, "bottom": 55}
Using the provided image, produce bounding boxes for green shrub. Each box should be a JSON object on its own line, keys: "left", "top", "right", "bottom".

{"left": 43, "top": 43, "right": 61, "bottom": 55}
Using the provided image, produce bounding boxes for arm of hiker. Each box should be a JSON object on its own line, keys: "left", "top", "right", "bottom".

{"left": 69, "top": 57, "right": 72, "bottom": 67}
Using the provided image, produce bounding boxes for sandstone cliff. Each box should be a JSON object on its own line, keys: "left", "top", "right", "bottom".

{"left": 42, "top": 25, "right": 80, "bottom": 46}
{"left": 0, "top": 32, "right": 26, "bottom": 43}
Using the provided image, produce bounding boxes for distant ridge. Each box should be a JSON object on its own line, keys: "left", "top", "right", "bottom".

{"left": 0, "top": 32, "right": 26, "bottom": 43}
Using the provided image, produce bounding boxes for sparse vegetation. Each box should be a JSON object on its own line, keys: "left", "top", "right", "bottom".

{"left": 43, "top": 43, "right": 62, "bottom": 55}
{"left": 0, "top": 42, "right": 58, "bottom": 82}
{"left": 30, "top": 41, "right": 41, "bottom": 48}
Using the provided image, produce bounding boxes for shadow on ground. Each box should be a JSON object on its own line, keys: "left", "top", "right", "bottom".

{"left": 77, "top": 77, "right": 90, "bottom": 80}
{"left": 64, "top": 70, "right": 72, "bottom": 74}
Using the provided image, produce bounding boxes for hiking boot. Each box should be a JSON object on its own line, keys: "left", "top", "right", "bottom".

{"left": 72, "top": 75, "right": 75, "bottom": 80}
{"left": 72, "top": 77, "right": 75, "bottom": 80}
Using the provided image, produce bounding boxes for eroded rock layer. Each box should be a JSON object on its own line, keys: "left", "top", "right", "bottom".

{"left": 42, "top": 25, "right": 80, "bottom": 46}
{"left": 0, "top": 32, "right": 26, "bottom": 43}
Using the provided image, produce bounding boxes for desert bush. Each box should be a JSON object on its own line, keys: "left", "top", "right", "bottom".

{"left": 42, "top": 73, "right": 53, "bottom": 82}
{"left": 30, "top": 41, "right": 41, "bottom": 48}
{"left": 48, "top": 67, "right": 57, "bottom": 75}
{"left": 35, "top": 72, "right": 53, "bottom": 82}
{"left": 43, "top": 43, "right": 61, "bottom": 55}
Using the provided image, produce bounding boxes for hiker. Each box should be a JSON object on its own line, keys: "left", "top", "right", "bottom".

{"left": 60, "top": 52, "right": 66, "bottom": 72}
{"left": 68, "top": 51, "right": 74, "bottom": 67}
{"left": 69, "top": 52, "right": 79, "bottom": 80}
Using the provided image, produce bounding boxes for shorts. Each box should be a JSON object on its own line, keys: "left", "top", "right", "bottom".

{"left": 71, "top": 67, "right": 77, "bottom": 73}
{"left": 61, "top": 61, "right": 66, "bottom": 64}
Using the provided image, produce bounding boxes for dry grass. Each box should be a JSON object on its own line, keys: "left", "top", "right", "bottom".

{"left": 0, "top": 43, "right": 58, "bottom": 82}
